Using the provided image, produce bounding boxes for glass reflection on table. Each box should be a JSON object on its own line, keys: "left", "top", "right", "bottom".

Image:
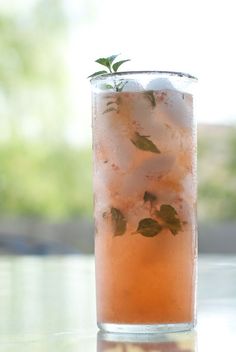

{"left": 97, "top": 330, "right": 196, "bottom": 352}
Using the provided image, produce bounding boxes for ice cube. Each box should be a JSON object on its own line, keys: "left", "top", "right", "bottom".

{"left": 163, "top": 90, "right": 193, "bottom": 130}
{"left": 121, "top": 154, "right": 175, "bottom": 198}
{"left": 182, "top": 173, "right": 196, "bottom": 204}
{"left": 131, "top": 93, "right": 153, "bottom": 119}
{"left": 92, "top": 78, "right": 114, "bottom": 92}
{"left": 146, "top": 78, "right": 175, "bottom": 91}
{"left": 108, "top": 132, "right": 134, "bottom": 171}
{"left": 130, "top": 99, "right": 183, "bottom": 152}
{"left": 121, "top": 79, "right": 144, "bottom": 92}
{"left": 93, "top": 161, "right": 115, "bottom": 207}
{"left": 140, "top": 154, "right": 176, "bottom": 177}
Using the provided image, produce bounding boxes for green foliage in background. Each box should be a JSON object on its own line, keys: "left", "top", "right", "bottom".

{"left": 198, "top": 126, "right": 236, "bottom": 221}
{"left": 0, "top": 140, "right": 92, "bottom": 219}
{"left": 0, "top": 0, "right": 69, "bottom": 142}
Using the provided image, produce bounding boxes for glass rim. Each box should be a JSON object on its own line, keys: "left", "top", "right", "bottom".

{"left": 90, "top": 70, "right": 198, "bottom": 83}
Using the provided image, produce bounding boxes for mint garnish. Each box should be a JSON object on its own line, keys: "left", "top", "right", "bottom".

{"left": 103, "top": 96, "right": 121, "bottom": 114}
{"left": 144, "top": 91, "right": 156, "bottom": 107}
{"left": 111, "top": 207, "right": 127, "bottom": 236}
{"left": 131, "top": 132, "right": 160, "bottom": 154}
{"left": 88, "top": 54, "right": 130, "bottom": 78}
{"left": 88, "top": 54, "right": 130, "bottom": 91}
{"left": 137, "top": 204, "right": 182, "bottom": 237}
{"left": 144, "top": 191, "right": 157, "bottom": 204}
{"left": 103, "top": 107, "right": 118, "bottom": 114}
{"left": 137, "top": 218, "right": 162, "bottom": 237}
{"left": 104, "top": 203, "right": 182, "bottom": 238}
{"left": 155, "top": 204, "right": 182, "bottom": 235}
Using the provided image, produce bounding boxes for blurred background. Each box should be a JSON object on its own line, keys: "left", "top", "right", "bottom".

{"left": 0, "top": 0, "right": 235, "bottom": 255}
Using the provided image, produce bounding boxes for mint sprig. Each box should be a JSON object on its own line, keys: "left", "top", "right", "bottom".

{"left": 88, "top": 54, "right": 130, "bottom": 91}
{"left": 137, "top": 204, "right": 182, "bottom": 238}
{"left": 89, "top": 54, "right": 130, "bottom": 76}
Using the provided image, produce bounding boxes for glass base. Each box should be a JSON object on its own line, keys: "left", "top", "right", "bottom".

{"left": 98, "top": 322, "right": 194, "bottom": 334}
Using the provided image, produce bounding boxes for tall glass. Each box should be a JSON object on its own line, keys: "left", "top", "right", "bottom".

{"left": 91, "top": 71, "right": 197, "bottom": 333}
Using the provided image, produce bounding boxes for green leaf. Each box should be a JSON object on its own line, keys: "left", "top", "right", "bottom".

{"left": 95, "top": 58, "right": 110, "bottom": 68}
{"left": 100, "top": 83, "right": 114, "bottom": 90}
{"left": 115, "top": 79, "right": 128, "bottom": 92}
{"left": 156, "top": 204, "right": 177, "bottom": 221}
{"left": 144, "top": 91, "right": 156, "bottom": 107}
{"left": 112, "top": 59, "right": 130, "bottom": 72}
{"left": 131, "top": 132, "right": 160, "bottom": 154}
{"left": 111, "top": 207, "right": 127, "bottom": 236}
{"left": 87, "top": 70, "right": 108, "bottom": 78}
{"left": 137, "top": 218, "right": 162, "bottom": 237}
{"left": 155, "top": 204, "right": 182, "bottom": 235}
{"left": 96, "top": 55, "right": 119, "bottom": 70}
{"left": 144, "top": 191, "right": 157, "bottom": 203}
{"left": 104, "top": 84, "right": 114, "bottom": 90}
{"left": 116, "top": 80, "right": 126, "bottom": 88}
{"left": 107, "top": 101, "right": 116, "bottom": 106}
{"left": 103, "top": 107, "right": 118, "bottom": 114}
{"left": 107, "top": 54, "right": 120, "bottom": 65}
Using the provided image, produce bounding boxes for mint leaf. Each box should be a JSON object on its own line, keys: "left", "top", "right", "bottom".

{"left": 88, "top": 70, "right": 108, "bottom": 78}
{"left": 107, "top": 54, "right": 120, "bottom": 65}
{"left": 103, "top": 107, "right": 118, "bottom": 114}
{"left": 100, "top": 83, "right": 114, "bottom": 90}
{"left": 103, "top": 84, "right": 114, "bottom": 90}
{"left": 137, "top": 218, "right": 162, "bottom": 237}
{"left": 156, "top": 204, "right": 177, "bottom": 219}
{"left": 96, "top": 55, "right": 119, "bottom": 70}
{"left": 144, "top": 191, "right": 157, "bottom": 203}
{"left": 107, "top": 101, "right": 116, "bottom": 106}
{"left": 131, "top": 132, "right": 160, "bottom": 154}
{"left": 95, "top": 58, "right": 110, "bottom": 68}
{"left": 144, "top": 91, "right": 156, "bottom": 107}
{"left": 113, "top": 59, "right": 130, "bottom": 72}
{"left": 155, "top": 204, "right": 182, "bottom": 235}
{"left": 111, "top": 207, "right": 127, "bottom": 236}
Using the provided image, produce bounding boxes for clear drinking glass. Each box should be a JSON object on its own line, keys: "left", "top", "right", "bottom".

{"left": 91, "top": 71, "right": 198, "bottom": 333}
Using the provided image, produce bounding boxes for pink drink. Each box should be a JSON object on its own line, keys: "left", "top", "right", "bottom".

{"left": 91, "top": 72, "right": 197, "bottom": 333}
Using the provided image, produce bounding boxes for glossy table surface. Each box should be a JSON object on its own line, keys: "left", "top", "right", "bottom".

{"left": 0, "top": 255, "right": 235, "bottom": 351}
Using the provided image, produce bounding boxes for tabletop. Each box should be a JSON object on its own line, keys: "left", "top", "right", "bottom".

{"left": 0, "top": 255, "right": 235, "bottom": 351}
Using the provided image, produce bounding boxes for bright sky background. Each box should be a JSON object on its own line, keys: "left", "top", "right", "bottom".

{"left": 65, "top": 0, "right": 236, "bottom": 145}
{"left": 2, "top": 0, "right": 236, "bottom": 146}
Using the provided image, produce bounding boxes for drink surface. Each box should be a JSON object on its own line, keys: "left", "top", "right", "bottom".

{"left": 93, "top": 83, "right": 197, "bottom": 324}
